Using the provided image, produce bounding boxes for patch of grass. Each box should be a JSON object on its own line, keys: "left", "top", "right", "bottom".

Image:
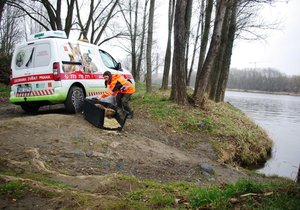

{"left": 132, "top": 91, "right": 203, "bottom": 133}
{"left": 0, "top": 180, "right": 28, "bottom": 199}
{"left": 206, "top": 101, "right": 272, "bottom": 166}
{"left": 148, "top": 191, "right": 175, "bottom": 208}
{"left": 1, "top": 171, "right": 298, "bottom": 209}
{"left": 188, "top": 179, "right": 300, "bottom": 209}
{"left": 104, "top": 200, "right": 148, "bottom": 210}
{"left": 122, "top": 175, "right": 299, "bottom": 210}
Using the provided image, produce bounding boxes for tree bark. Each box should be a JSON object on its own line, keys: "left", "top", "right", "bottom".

{"left": 170, "top": 0, "right": 193, "bottom": 105}
{"left": 208, "top": 4, "right": 231, "bottom": 101}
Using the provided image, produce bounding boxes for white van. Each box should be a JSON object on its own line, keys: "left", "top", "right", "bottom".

{"left": 9, "top": 31, "right": 134, "bottom": 113}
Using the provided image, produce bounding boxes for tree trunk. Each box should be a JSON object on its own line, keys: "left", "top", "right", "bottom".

{"left": 137, "top": 0, "right": 149, "bottom": 82}
{"left": 184, "top": 0, "right": 193, "bottom": 83}
{"left": 193, "top": 0, "right": 213, "bottom": 95}
{"left": 161, "top": 0, "right": 175, "bottom": 90}
{"left": 64, "top": 0, "right": 75, "bottom": 37}
{"left": 146, "top": 0, "right": 155, "bottom": 92}
{"left": 55, "top": 0, "right": 62, "bottom": 30}
{"left": 170, "top": 0, "right": 193, "bottom": 105}
{"left": 193, "top": 0, "right": 229, "bottom": 106}
{"left": 131, "top": 0, "right": 138, "bottom": 81}
{"left": 208, "top": 4, "right": 231, "bottom": 101}
{"left": 216, "top": 0, "right": 237, "bottom": 102}
{"left": 297, "top": 164, "right": 300, "bottom": 184}
{"left": 187, "top": 0, "right": 204, "bottom": 86}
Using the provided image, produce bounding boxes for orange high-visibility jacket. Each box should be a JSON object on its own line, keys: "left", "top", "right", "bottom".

{"left": 101, "top": 74, "right": 135, "bottom": 98}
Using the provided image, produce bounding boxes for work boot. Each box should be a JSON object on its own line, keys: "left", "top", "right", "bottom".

{"left": 116, "top": 108, "right": 126, "bottom": 120}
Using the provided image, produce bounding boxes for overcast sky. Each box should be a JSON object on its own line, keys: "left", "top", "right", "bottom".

{"left": 231, "top": 0, "right": 300, "bottom": 76}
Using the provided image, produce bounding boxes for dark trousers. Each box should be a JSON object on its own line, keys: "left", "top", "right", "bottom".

{"left": 116, "top": 93, "right": 133, "bottom": 114}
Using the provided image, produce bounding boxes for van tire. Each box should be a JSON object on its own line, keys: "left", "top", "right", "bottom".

{"left": 21, "top": 104, "right": 40, "bottom": 113}
{"left": 65, "top": 86, "right": 85, "bottom": 113}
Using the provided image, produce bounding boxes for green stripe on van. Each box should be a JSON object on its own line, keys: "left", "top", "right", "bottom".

{"left": 34, "top": 33, "right": 45, "bottom": 38}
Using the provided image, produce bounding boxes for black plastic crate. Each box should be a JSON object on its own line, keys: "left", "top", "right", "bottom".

{"left": 83, "top": 98, "right": 128, "bottom": 131}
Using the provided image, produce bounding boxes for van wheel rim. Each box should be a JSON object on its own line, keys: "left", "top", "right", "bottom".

{"left": 72, "top": 89, "right": 84, "bottom": 110}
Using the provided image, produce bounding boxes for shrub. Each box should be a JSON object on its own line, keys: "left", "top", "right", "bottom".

{"left": 0, "top": 54, "right": 12, "bottom": 85}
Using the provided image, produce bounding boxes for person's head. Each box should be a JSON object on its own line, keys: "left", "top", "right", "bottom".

{"left": 103, "top": 71, "right": 112, "bottom": 87}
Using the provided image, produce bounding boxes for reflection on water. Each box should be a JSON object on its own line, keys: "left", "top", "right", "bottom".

{"left": 225, "top": 91, "right": 300, "bottom": 180}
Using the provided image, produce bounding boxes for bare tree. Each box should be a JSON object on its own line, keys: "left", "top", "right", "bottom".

{"left": 7, "top": 0, "right": 75, "bottom": 37}
{"left": 208, "top": 1, "right": 233, "bottom": 101}
{"left": 136, "top": 0, "right": 149, "bottom": 82}
{"left": 119, "top": 0, "right": 140, "bottom": 81}
{"left": 184, "top": 0, "right": 193, "bottom": 83}
{"left": 161, "top": 0, "right": 175, "bottom": 90}
{"left": 0, "top": 0, "right": 7, "bottom": 26}
{"left": 193, "top": 0, "right": 213, "bottom": 100}
{"left": 76, "top": 0, "right": 120, "bottom": 45}
{"left": 187, "top": 0, "right": 204, "bottom": 86}
{"left": 211, "top": 0, "right": 277, "bottom": 102}
{"left": 146, "top": 0, "right": 155, "bottom": 92}
{"left": 0, "top": 5, "right": 23, "bottom": 55}
{"left": 215, "top": 0, "right": 238, "bottom": 102}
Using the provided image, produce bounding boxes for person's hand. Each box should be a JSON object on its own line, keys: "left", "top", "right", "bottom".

{"left": 120, "top": 86, "right": 128, "bottom": 92}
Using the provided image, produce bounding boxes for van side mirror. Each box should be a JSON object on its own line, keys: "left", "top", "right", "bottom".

{"left": 116, "top": 62, "right": 122, "bottom": 71}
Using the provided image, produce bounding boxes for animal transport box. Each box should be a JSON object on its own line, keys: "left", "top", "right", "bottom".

{"left": 83, "top": 99, "right": 128, "bottom": 131}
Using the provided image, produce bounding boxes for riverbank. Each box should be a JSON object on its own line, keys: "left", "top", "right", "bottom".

{"left": 132, "top": 84, "right": 273, "bottom": 167}
{"left": 0, "top": 83, "right": 299, "bottom": 209}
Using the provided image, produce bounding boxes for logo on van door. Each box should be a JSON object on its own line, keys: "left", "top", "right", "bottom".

{"left": 16, "top": 50, "right": 26, "bottom": 67}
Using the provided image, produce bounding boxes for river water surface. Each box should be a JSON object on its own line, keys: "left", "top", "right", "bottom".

{"left": 224, "top": 91, "right": 300, "bottom": 181}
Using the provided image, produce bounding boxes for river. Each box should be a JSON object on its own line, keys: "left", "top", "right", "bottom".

{"left": 224, "top": 91, "right": 300, "bottom": 181}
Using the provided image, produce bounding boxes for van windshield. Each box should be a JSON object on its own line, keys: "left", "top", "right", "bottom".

{"left": 99, "top": 50, "right": 118, "bottom": 70}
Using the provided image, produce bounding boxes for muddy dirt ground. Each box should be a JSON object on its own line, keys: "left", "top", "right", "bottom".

{"left": 0, "top": 100, "right": 268, "bottom": 209}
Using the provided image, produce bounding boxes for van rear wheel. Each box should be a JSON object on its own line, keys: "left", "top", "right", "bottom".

{"left": 65, "top": 86, "right": 85, "bottom": 113}
{"left": 21, "top": 104, "right": 40, "bottom": 114}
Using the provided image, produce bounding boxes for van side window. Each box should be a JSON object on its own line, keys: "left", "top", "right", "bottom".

{"left": 99, "top": 50, "right": 118, "bottom": 70}
{"left": 61, "top": 42, "right": 99, "bottom": 73}
{"left": 35, "top": 44, "right": 51, "bottom": 67}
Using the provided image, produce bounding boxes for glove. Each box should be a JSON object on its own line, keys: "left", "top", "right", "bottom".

{"left": 120, "top": 85, "right": 129, "bottom": 92}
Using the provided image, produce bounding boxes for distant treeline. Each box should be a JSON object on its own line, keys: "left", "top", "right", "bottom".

{"left": 227, "top": 68, "right": 300, "bottom": 93}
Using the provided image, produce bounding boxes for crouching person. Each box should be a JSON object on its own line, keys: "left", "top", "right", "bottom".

{"left": 100, "top": 71, "right": 135, "bottom": 118}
